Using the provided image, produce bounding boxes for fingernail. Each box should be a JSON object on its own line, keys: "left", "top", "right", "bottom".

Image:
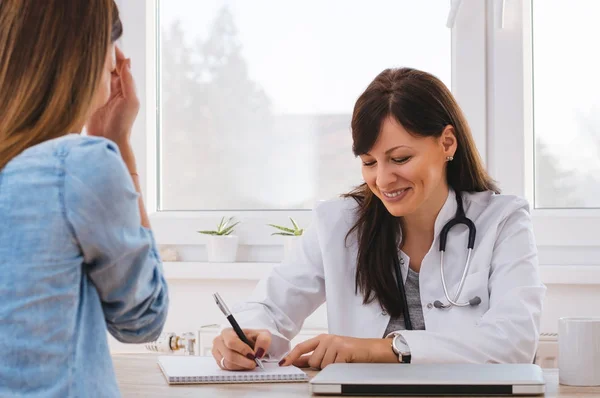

{"left": 246, "top": 353, "right": 256, "bottom": 360}
{"left": 255, "top": 348, "right": 265, "bottom": 359}
{"left": 278, "top": 359, "right": 286, "bottom": 366}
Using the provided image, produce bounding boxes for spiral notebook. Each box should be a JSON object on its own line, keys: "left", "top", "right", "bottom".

{"left": 157, "top": 356, "right": 309, "bottom": 385}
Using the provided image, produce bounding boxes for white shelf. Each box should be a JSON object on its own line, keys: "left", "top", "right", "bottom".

{"left": 538, "top": 265, "right": 600, "bottom": 285}
{"left": 163, "top": 262, "right": 276, "bottom": 281}
{"left": 163, "top": 262, "right": 600, "bottom": 284}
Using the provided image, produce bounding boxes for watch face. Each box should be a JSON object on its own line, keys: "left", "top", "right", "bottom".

{"left": 392, "top": 335, "right": 402, "bottom": 355}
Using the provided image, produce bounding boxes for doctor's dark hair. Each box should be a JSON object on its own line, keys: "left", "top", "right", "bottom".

{"left": 0, "top": 0, "right": 123, "bottom": 171}
{"left": 344, "top": 68, "right": 498, "bottom": 318}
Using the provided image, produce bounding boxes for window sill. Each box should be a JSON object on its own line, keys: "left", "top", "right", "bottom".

{"left": 163, "top": 263, "right": 600, "bottom": 285}
{"left": 163, "top": 262, "right": 276, "bottom": 281}
{"left": 538, "top": 265, "right": 600, "bottom": 285}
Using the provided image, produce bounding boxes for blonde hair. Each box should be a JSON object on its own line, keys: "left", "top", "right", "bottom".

{"left": 0, "top": 0, "right": 122, "bottom": 170}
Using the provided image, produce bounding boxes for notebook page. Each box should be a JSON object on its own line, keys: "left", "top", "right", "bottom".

{"left": 158, "top": 356, "right": 308, "bottom": 384}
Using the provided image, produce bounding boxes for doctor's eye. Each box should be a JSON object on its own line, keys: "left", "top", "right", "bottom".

{"left": 362, "top": 160, "right": 376, "bottom": 167}
{"left": 392, "top": 156, "right": 411, "bottom": 164}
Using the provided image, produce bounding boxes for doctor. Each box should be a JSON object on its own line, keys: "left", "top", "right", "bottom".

{"left": 211, "top": 67, "right": 546, "bottom": 370}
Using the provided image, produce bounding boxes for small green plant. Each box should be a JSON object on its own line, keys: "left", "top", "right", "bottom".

{"left": 268, "top": 217, "right": 304, "bottom": 236}
{"left": 197, "top": 217, "right": 239, "bottom": 236}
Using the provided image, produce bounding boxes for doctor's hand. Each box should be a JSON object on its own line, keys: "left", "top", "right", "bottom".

{"left": 212, "top": 328, "right": 272, "bottom": 371}
{"left": 279, "top": 334, "right": 398, "bottom": 370}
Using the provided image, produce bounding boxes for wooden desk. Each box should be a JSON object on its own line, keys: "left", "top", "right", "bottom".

{"left": 113, "top": 354, "right": 599, "bottom": 397}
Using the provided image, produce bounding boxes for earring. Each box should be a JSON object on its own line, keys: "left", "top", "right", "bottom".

{"left": 446, "top": 156, "right": 454, "bottom": 162}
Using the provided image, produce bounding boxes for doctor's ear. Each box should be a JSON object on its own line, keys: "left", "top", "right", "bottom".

{"left": 439, "top": 125, "right": 457, "bottom": 158}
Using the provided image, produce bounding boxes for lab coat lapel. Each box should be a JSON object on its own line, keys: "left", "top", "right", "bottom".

{"left": 419, "top": 189, "right": 460, "bottom": 312}
{"left": 433, "top": 188, "right": 458, "bottom": 240}
{"left": 426, "top": 188, "right": 473, "bottom": 301}
{"left": 351, "top": 294, "right": 396, "bottom": 338}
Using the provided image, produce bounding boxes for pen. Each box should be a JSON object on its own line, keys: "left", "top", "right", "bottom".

{"left": 212, "top": 292, "right": 264, "bottom": 370}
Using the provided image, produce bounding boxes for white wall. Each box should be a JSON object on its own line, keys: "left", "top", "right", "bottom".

{"left": 540, "top": 284, "right": 600, "bottom": 333}
{"left": 108, "top": 275, "right": 600, "bottom": 353}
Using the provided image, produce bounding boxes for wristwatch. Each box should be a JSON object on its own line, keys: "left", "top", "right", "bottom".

{"left": 391, "top": 333, "right": 411, "bottom": 363}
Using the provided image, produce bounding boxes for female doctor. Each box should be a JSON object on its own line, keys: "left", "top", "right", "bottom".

{"left": 212, "top": 67, "right": 546, "bottom": 370}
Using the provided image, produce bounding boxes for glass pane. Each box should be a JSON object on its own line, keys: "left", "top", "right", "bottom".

{"left": 159, "top": 0, "right": 451, "bottom": 210}
{"left": 533, "top": 0, "right": 600, "bottom": 208}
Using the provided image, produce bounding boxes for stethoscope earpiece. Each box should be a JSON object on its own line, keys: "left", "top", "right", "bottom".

{"left": 433, "top": 300, "right": 445, "bottom": 309}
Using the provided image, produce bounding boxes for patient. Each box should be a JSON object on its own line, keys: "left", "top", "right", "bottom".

{"left": 0, "top": 0, "right": 168, "bottom": 396}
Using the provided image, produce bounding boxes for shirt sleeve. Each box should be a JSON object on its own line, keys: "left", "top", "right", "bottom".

{"left": 227, "top": 208, "right": 327, "bottom": 360}
{"left": 63, "top": 137, "right": 169, "bottom": 344}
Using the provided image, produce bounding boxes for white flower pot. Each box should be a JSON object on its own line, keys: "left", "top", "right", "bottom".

{"left": 283, "top": 236, "right": 302, "bottom": 259}
{"left": 207, "top": 235, "right": 239, "bottom": 263}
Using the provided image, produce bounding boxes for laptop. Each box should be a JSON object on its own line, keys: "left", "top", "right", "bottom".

{"left": 310, "top": 363, "right": 545, "bottom": 396}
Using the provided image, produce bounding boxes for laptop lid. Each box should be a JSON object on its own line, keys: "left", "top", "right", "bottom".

{"left": 310, "top": 363, "right": 545, "bottom": 396}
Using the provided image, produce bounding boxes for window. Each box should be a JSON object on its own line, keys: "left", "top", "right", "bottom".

{"left": 117, "top": 0, "right": 486, "bottom": 251}
{"left": 487, "top": 0, "right": 598, "bottom": 252}
{"left": 532, "top": 0, "right": 600, "bottom": 209}
{"left": 158, "top": 0, "right": 452, "bottom": 211}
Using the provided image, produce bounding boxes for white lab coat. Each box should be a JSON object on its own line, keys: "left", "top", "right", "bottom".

{"left": 231, "top": 189, "right": 546, "bottom": 364}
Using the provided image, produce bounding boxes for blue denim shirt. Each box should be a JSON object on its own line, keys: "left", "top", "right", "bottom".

{"left": 0, "top": 134, "right": 169, "bottom": 397}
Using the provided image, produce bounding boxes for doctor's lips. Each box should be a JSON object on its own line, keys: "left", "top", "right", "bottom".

{"left": 380, "top": 187, "right": 411, "bottom": 202}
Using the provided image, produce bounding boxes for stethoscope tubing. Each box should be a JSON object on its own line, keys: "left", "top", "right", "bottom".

{"left": 435, "top": 249, "right": 479, "bottom": 308}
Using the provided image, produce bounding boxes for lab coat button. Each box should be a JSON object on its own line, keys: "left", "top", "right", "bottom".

{"left": 427, "top": 303, "right": 433, "bottom": 309}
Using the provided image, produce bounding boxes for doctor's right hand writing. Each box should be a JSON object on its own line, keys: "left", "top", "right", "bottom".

{"left": 212, "top": 328, "right": 272, "bottom": 370}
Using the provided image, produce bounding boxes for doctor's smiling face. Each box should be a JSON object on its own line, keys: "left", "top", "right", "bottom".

{"left": 347, "top": 68, "right": 497, "bottom": 319}
{"left": 359, "top": 116, "right": 456, "bottom": 217}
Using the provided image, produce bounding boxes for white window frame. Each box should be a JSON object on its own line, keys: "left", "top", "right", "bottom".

{"left": 486, "top": 0, "right": 599, "bottom": 260}
{"left": 118, "top": 0, "right": 491, "bottom": 258}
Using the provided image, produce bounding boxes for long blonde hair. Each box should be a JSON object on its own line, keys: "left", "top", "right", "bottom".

{"left": 0, "top": 0, "right": 122, "bottom": 170}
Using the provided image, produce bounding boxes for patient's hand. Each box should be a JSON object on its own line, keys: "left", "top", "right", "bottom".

{"left": 212, "top": 328, "right": 272, "bottom": 371}
{"left": 279, "top": 334, "right": 398, "bottom": 370}
{"left": 86, "top": 46, "right": 139, "bottom": 149}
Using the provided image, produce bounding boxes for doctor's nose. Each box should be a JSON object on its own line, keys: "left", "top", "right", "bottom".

{"left": 376, "top": 168, "right": 398, "bottom": 190}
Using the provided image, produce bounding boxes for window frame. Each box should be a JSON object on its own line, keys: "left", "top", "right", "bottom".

{"left": 486, "top": 0, "right": 599, "bottom": 254}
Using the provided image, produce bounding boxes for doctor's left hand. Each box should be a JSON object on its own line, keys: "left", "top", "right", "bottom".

{"left": 279, "top": 334, "right": 398, "bottom": 370}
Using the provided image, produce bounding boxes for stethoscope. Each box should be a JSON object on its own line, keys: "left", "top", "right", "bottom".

{"left": 394, "top": 192, "right": 481, "bottom": 330}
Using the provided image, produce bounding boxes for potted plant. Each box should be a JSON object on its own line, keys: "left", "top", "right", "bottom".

{"left": 198, "top": 217, "right": 240, "bottom": 263}
{"left": 268, "top": 218, "right": 304, "bottom": 258}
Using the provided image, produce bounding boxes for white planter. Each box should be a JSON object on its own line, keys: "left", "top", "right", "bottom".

{"left": 207, "top": 235, "right": 239, "bottom": 263}
{"left": 283, "top": 236, "right": 302, "bottom": 259}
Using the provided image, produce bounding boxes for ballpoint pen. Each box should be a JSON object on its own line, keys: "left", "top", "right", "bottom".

{"left": 213, "top": 292, "right": 265, "bottom": 370}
